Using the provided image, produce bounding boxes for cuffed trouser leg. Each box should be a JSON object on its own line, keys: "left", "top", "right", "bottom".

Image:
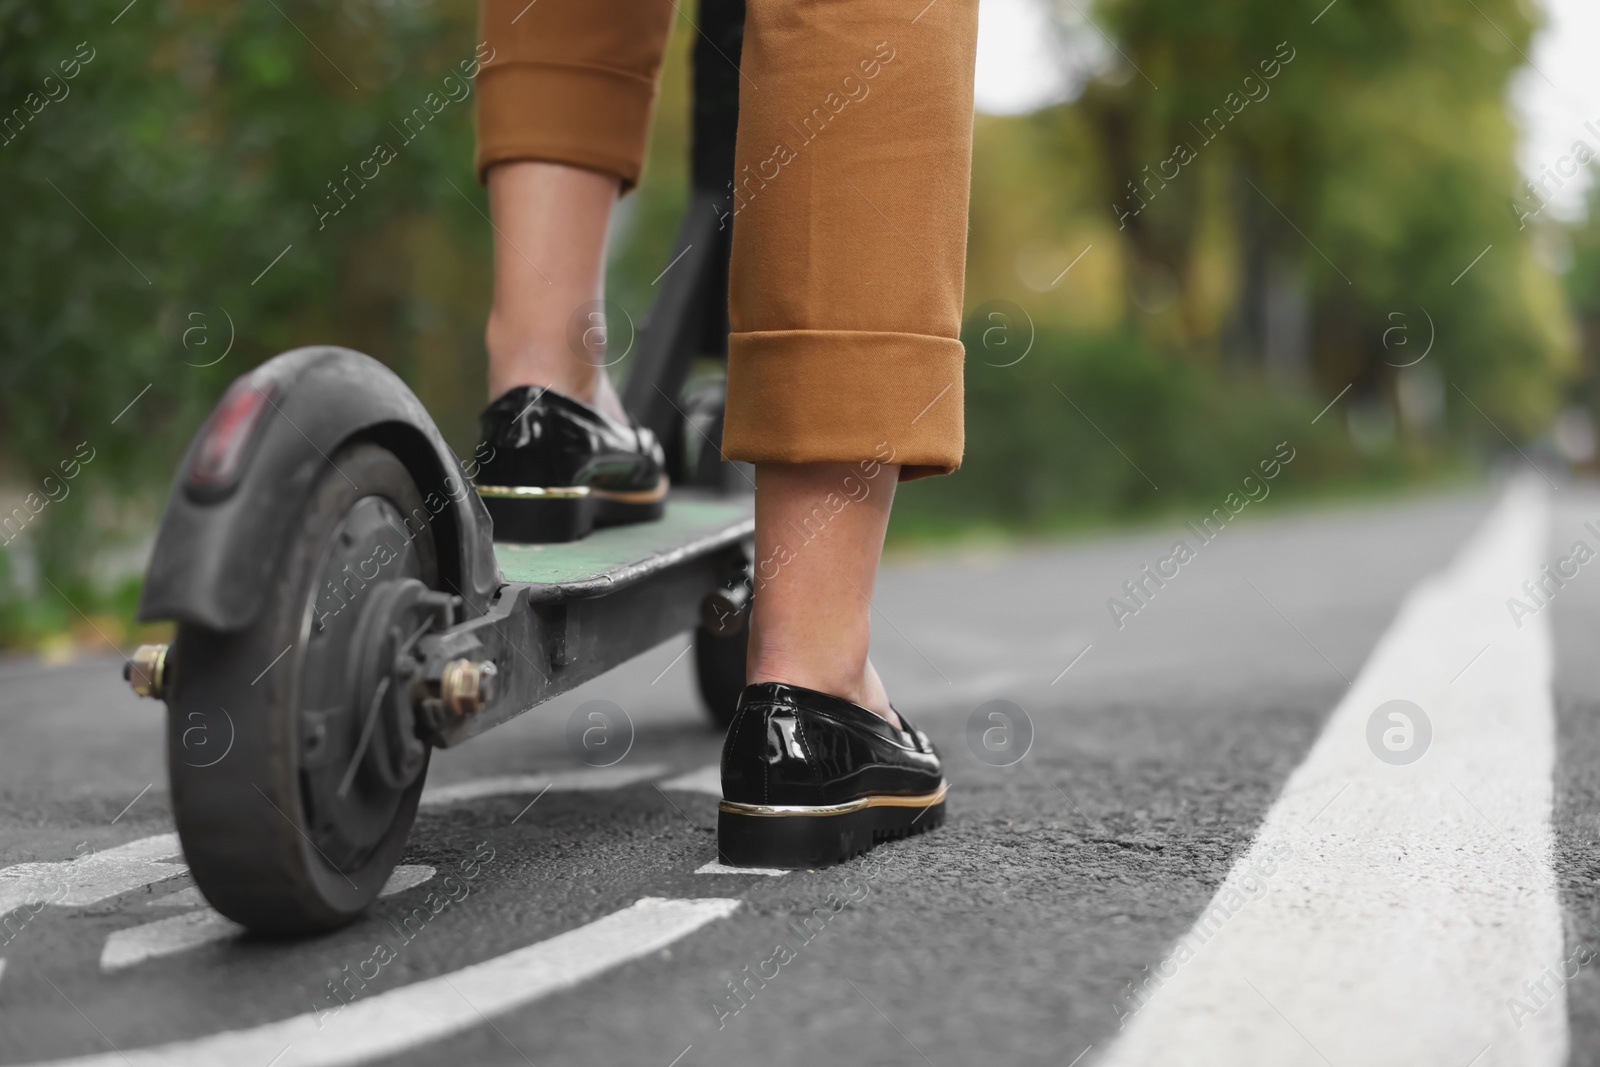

{"left": 473, "top": 0, "right": 978, "bottom": 479}
{"left": 720, "top": 0, "right": 979, "bottom": 480}
{"left": 474, "top": 0, "right": 675, "bottom": 191}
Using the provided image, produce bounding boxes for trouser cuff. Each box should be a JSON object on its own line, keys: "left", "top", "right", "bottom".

{"left": 722, "top": 329, "right": 965, "bottom": 480}
{"left": 475, "top": 61, "right": 657, "bottom": 190}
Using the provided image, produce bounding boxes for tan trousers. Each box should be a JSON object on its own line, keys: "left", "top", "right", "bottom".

{"left": 476, "top": 0, "right": 977, "bottom": 478}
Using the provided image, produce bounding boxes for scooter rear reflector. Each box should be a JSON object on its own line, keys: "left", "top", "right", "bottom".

{"left": 185, "top": 377, "right": 276, "bottom": 497}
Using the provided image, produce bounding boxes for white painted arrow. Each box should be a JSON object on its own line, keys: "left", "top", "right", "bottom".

{"left": 100, "top": 866, "right": 439, "bottom": 973}
{"left": 28, "top": 896, "right": 739, "bottom": 1067}
{"left": 0, "top": 834, "right": 185, "bottom": 916}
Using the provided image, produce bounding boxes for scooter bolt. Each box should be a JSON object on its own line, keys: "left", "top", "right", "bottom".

{"left": 124, "top": 644, "right": 170, "bottom": 700}
{"left": 440, "top": 659, "right": 498, "bottom": 719}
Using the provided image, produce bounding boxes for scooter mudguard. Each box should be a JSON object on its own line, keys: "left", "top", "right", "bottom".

{"left": 137, "top": 346, "right": 502, "bottom": 631}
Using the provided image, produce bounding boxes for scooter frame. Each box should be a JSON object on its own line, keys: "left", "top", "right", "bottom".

{"left": 137, "top": 0, "right": 751, "bottom": 706}
{"left": 124, "top": 0, "right": 753, "bottom": 932}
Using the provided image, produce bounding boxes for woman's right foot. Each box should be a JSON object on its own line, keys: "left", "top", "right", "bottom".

{"left": 717, "top": 682, "right": 947, "bottom": 868}
{"left": 473, "top": 385, "right": 668, "bottom": 543}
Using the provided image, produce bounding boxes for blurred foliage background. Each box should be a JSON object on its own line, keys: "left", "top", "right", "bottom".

{"left": 0, "top": 0, "right": 1591, "bottom": 651}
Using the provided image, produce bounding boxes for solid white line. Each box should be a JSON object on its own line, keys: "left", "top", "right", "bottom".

{"left": 658, "top": 764, "right": 721, "bottom": 797}
{"left": 0, "top": 834, "right": 186, "bottom": 914}
{"left": 1099, "top": 479, "right": 1567, "bottom": 1067}
{"left": 695, "top": 860, "right": 785, "bottom": 878}
{"left": 31, "top": 897, "right": 739, "bottom": 1067}
{"left": 1451, "top": 641, "right": 1494, "bottom": 685}
{"left": 1305, "top": 781, "right": 1349, "bottom": 825}
{"left": 101, "top": 867, "right": 437, "bottom": 972}
{"left": 419, "top": 764, "right": 667, "bottom": 806}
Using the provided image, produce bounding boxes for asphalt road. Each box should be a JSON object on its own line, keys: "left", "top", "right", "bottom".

{"left": 3, "top": 480, "right": 1599, "bottom": 1066}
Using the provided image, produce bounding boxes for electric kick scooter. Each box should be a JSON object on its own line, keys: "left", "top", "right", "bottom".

{"left": 122, "top": 0, "right": 752, "bottom": 934}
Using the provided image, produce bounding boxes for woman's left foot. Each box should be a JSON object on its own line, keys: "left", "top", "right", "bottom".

{"left": 717, "top": 682, "right": 947, "bottom": 868}
{"left": 472, "top": 385, "right": 667, "bottom": 543}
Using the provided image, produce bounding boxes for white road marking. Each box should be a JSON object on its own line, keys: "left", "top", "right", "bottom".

{"left": 1100, "top": 480, "right": 1567, "bottom": 1067}
{"left": 376, "top": 864, "right": 436, "bottom": 896}
{"left": 103, "top": 867, "right": 438, "bottom": 971}
{"left": 32, "top": 897, "right": 740, "bottom": 1067}
{"left": 8, "top": 762, "right": 664, "bottom": 917}
{"left": 419, "top": 764, "right": 667, "bottom": 806}
{"left": 659, "top": 764, "right": 721, "bottom": 797}
{"left": 0, "top": 834, "right": 185, "bottom": 914}
{"left": 101, "top": 909, "right": 237, "bottom": 973}
{"left": 695, "top": 860, "right": 786, "bottom": 877}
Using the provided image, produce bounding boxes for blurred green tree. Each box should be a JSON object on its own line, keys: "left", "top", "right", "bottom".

{"left": 0, "top": 0, "right": 1581, "bottom": 646}
{"left": 0, "top": 0, "right": 695, "bottom": 645}
{"left": 1058, "top": 0, "right": 1574, "bottom": 431}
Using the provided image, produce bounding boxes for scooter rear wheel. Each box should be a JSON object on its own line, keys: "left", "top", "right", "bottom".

{"left": 166, "top": 442, "right": 438, "bottom": 935}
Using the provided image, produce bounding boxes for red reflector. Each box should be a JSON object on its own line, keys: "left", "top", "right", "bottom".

{"left": 188, "top": 377, "right": 275, "bottom": 487}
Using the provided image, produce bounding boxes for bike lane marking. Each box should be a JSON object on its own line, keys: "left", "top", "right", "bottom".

{"left": 26, "top": 896, "right": 740, "bottom": 1067}
{"left": 1099, "top": 479, "right": 1567, "bottom": 1067}
{"left": 99, "top": 866, "right": 438, "bottom": 972}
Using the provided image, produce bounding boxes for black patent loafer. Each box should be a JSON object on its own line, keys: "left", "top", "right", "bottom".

{"left": 473, "top": 385, "right": 667, "bottom": 543}
{"left": 718, "top": 682, "right": 947, "bottom": 868}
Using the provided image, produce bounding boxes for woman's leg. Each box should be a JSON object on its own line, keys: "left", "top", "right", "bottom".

{"left": 747, "top": 461, "right": 899, "bottom": 721}
{"left": 723, "top": 1, "right": 980, "bottom": 719}
{"left": 483, "top": 160, "right": 628, "bottom": 423}
{"left": 475, "top": 0, "right": 676, "bottom": 418}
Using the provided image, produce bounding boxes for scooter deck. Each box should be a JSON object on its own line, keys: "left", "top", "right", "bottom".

{"left": 493, "top": 495, "right": 753, "bottom": 600}
{"left": 427, "top": 492, "right": 752, "bottom": 745}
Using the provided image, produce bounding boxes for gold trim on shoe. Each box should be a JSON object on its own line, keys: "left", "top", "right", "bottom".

{"left": 593, "top": 480, "right": 669, "bottom": 504}
{"left": 475, "top": 480, "right": 668, "bottom": 503}
{"left": 475, "top": 484, "right": 591, "bottom": 500}
{"left": 718, "top": 780, "right": 948, "bottom": 818}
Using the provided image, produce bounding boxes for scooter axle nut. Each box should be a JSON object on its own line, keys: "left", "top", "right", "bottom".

{"left": 440, "top": 659, "right": 498, "bottom": 718}
{"left": 124, "top": 644, "right": 170, "bottom": 700}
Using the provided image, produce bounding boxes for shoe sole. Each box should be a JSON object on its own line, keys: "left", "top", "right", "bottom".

{"left": 478, "top": 483, "right": 666, "bottom": 543}
{"left": 716, "top": 782, "right": 948, "bottom": 869}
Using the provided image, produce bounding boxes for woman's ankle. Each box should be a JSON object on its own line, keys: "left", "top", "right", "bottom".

{"left": 747, "top": 651, "right": 897, "bottom": 726}
{"left": 484, "top": 326, "right": 628, "bottom": 424}
{"left": 486, "top": 335, "right": 589, "bottom": 403}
